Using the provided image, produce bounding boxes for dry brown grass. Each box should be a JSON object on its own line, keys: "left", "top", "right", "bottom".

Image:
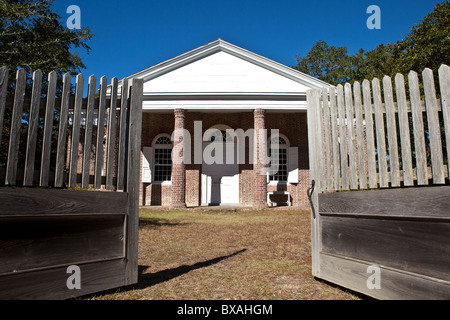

{"left": 89, "top": 207, "right": 362, "bottom": 300}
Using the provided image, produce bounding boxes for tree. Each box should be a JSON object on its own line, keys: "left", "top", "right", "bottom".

{"left": 395, "top": 0, "right": 450, "bottom": 75}
{"left": 0, "top": 0, "right": 93, "bottom": 88}
{"left": 356, "top": 43, "right": 402, "bottom": 81}
{"left": 0, "top": 0, "right": 93, "bottom": 175}
{"left": 293, "top": 40, "right": 355, "bottom": 86}
{"left": 293, "top": 1, "right": 449, "bottom": 85}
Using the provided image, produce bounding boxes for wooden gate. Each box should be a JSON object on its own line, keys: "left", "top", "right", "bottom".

{"left": 0, "top": 67, "right": 143, "bottom": 299}
{"left": 306, "top": 65, "right": 450, "bottom": 299}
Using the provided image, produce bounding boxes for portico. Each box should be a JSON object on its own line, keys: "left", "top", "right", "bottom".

{"left": 117, "top": 39, "right": 329, "bottom": 208}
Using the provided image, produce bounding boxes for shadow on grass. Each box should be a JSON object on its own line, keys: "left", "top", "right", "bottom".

{"left": 134, "top": 248, "right": 247, "bottom": 290}
{"left": 80, "top": 249, "right": 247, "bottom": 299}
{"left": 139, "top": 218, "right": 189, "bottom": 228}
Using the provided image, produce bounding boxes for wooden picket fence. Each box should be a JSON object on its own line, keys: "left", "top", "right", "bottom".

{"left": 0, "top": 67, "right": 139, "bottom": 190}
{"left": 0, "top": 66, "right": 143, "bottom": 299}
{"left": 307, "top": 64, "right": 450, "bottom": 299}
{"left": 308, "top": 64, "right": 450, "bottom": 193}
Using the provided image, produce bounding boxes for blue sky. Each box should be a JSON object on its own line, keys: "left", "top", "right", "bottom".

{"left": 53, "top": 0, "right": 440, "bottom": 83}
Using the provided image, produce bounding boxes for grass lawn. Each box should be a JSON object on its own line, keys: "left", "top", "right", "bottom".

{"left": 88, "top": 207, "right": 362, "bottom": 300}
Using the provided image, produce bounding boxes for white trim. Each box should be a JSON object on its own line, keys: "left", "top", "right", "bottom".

{"left": 151, "top": 181, "right": 173, "bottom": 186}
{"left": 142, "top": 146, "right": 153, "bottom": 183}
{"left": 111, "top": 39, "right": 331, "bottom": 95}
{"left": 142, "top": 100, "right": 308, "bottom": 111}
{"left": 287, "top": 147, "right": 299, "bottom": 184}
{"left": 143, "top": 92, "right": 307, "bottom": 97}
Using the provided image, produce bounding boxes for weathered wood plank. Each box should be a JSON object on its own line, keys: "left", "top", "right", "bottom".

{"left": 40, "top": 71, "right": 57, "bottom": 187}
{"left": 94, "top": 76, "right": 107, "bottom": 189}
{"left": 316, "top": 89, "right": 325, "bottom": 192}
{"left": 316, "top": 88, "right": 325, "bottom": 192}
{"left": 106, "top": 77, "right": 118, "bottom": 190}
{"left": 322, "top": 87, "right": 333, "bottom": 191}
{"left": 5, "top": 69, "right": 26, "bottom": 186}
{"left": 117, "top": 79, "right": 129, "bottom": 191}
{"left": 306, "top": 89, "right": 321, "bottom": 277}
{"left": 125, "top": 78, "right": 143, "bottom": 285}
{"left": 439, "top": 64, "right": 450, "bottom": 178}
{"left": 409, "top": 70, "right": 429, "bottom": 185}
{"left": 319, "top": 253, "right": 450, "bottom": 300}
{"left": 383, "top": 76, "right": 400, "bottom": 187}
{"left": 362, "top": 80, "right": 377, "bottom": 188}
{"left": 0, "top": 66, "right": 9, "bottom": 147}
{"left": 344, "top": 83, "right": 358, "bottom": 190}
{"left": 0, "top": 259, "right": 127, "bottom": 300}
{"left": 55, "top": 73, "right": 72, "bottom": 188}
{"left": 395, "top": 73, "right": 414, "bottom": 186}
{"left": 0, "top": 187, "right": 128, "bottom": 216}
{"left": 319, "top": 185, "right": 450, "bottom": 219}
{"left": 321, "top": 216, "right": 450, "bottom": 281}
{"left": 23, "top": 70, "right": 43, "bottom": 186}
{"left": 329, "top": 86, "right": 340, "bottom": 191}
{"left": 69, "top": 74, "right": 84, "bottom": 188}
{"left": 82, "top": 75, "right": 96, "bottom": 189}
{"left": 372, "top": 78, "right": 388, "bottom": 188}
{"left": 423, "top": 68, "right": 445, "bottom": 184}
{"left": 353, "top": 82, "right": 367, "bottom": 189}
{"left": 337, "top": 84, "right": 349, "bottom": 190}
{"left": 0, "top": 215, "right": 125, "bottom": 275}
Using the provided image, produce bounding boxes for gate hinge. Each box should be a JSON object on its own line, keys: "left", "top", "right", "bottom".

{"left": 307, "top": 179, "right": 316, "bottom": 219}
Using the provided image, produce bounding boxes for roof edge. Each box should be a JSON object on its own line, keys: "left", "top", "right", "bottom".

{"left": 114, "top": 39, "right": 331, "bottom": 91}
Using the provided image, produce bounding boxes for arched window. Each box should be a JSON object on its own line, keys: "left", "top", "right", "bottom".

{"left": 268, "top": 134, "right": 289, "bottom": 182}
{"left": 153, "top": 134, "right": 172, "bottom": 182}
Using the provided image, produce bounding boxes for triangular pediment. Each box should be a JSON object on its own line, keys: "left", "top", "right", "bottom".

{"left": 143, "top": 50, "right": 311, "bottom": 94}
{"left": 118, "top": 39, "right": 330, "bottom": 97}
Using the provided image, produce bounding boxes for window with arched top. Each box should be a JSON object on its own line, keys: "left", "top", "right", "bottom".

{"left": 142, "top": 134, "right": 173, "bottom": 184}
{"left": 153, "top": 134, "right": 173, "bottom": 182}
{"left": 268, "top": 134, "right": 289, "bottom": 182}
{"left": 154, "top": 136, "right": 172, "bottom": 145}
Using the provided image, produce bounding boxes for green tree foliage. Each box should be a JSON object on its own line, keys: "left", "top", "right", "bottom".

{"left": 0, "top": 0, "right": 93, "bottom": 178}
{"left": 292, "top": 40, "right": 356, "bottom": 85}
{"left": 293, "top": 1, "right": 449, "bottom": 85}
{"left": 395, "top": 0, "right": 450, "bottom": 75}
{"left": 0, "top": 0, "right": 93, "bottom": 85}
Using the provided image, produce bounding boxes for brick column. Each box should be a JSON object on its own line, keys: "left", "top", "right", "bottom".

{"left": 253, "top": 108, "right": 268, "bottom": 209}
{"left": 171, "top": 108, "right": 187, "bottom": 208}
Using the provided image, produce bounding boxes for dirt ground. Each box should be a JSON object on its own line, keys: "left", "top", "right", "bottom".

{"left": 89, "top": 207, "right": 363, "bottom": 300}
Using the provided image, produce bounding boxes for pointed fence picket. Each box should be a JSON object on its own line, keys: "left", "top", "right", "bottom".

{"left": 307, "top": 64, "right": 450, "bottom": 300}
{"left": 310, "top": 64, "right": 450, "bottom": 192}
{"left": 0, "top": 67, "right": 143, "bottom": 300}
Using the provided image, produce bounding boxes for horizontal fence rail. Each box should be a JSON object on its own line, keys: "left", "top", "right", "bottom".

{"left": 307, "top": 64, "right": 450, "bottom": 300}
{"left": 308, "top": 64, "right": 450, "bottom": 193}
{"left": 0, "top": 66, "right": 143, "bottom": 299}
